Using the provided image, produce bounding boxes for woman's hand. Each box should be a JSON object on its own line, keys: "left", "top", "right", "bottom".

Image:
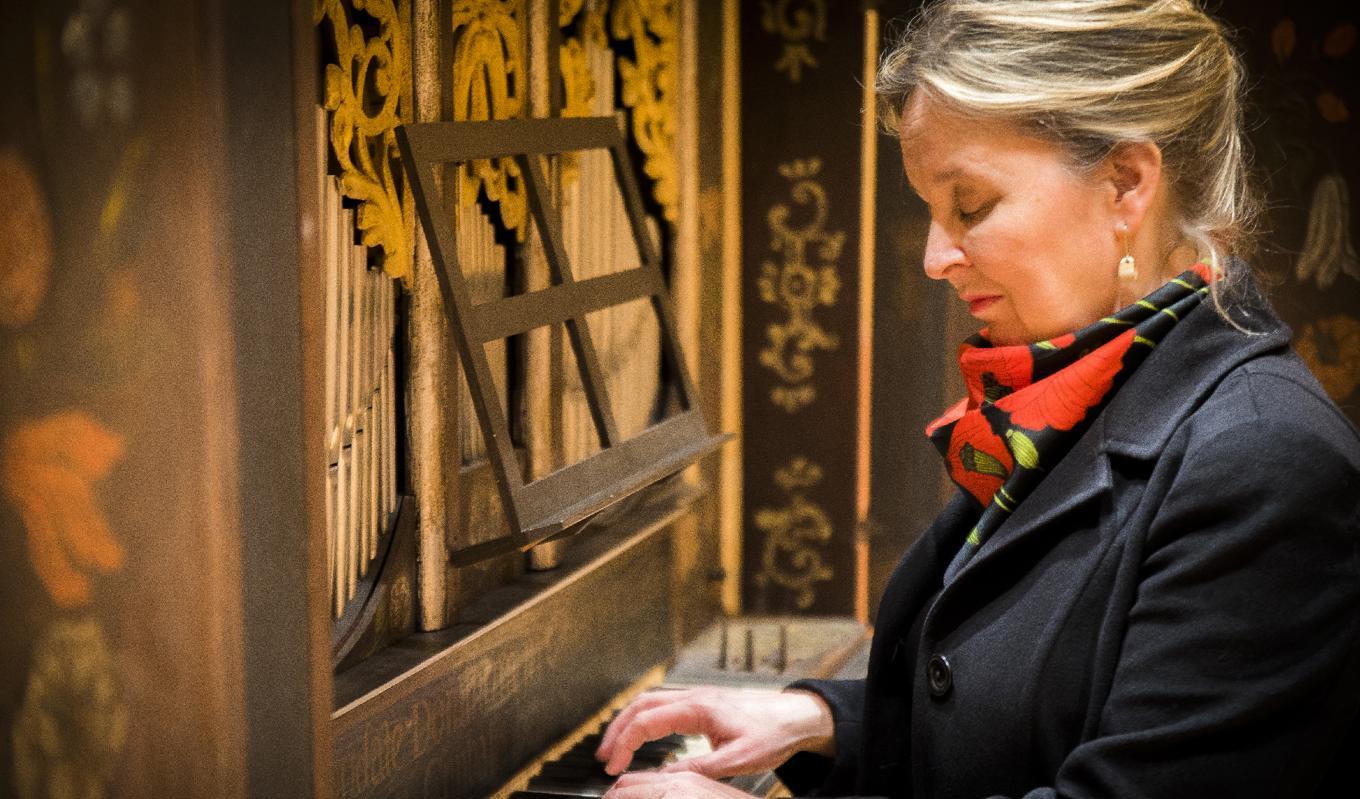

{"left": 595, "top": 687, "right": 835, "bottom": 778}
{"left": 602, "top": 770, "right": 751, "bottom": 799}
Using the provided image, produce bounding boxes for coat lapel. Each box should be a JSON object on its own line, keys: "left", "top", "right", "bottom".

{"left": 933, "top": 276, "right": 1292, "bottom": 605}
{"left": 873, "top": 492, "right": 976, "bottom": 638}
{"left": 940, "top": 414, "right": 1112, "bottom": 595}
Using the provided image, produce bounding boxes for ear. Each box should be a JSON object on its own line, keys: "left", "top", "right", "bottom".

{"left": 1102, "top": 141, "right": 1164, "bottom": 233}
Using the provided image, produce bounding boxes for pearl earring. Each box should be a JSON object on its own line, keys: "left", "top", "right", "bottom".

{"left": 1118, "top": 224, "right": 1137, "bottom": 282}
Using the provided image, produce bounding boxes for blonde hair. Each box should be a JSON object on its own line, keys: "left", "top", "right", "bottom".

{"left": 877, "top": 0, "right": 1259, "bottom": 314}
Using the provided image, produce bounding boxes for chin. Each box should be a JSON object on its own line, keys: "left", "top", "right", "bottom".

{"left": 986, "top": 327, "right": 1026, "bottom": 347}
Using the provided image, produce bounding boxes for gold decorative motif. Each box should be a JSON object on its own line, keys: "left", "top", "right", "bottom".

{"left": 13, "top": 618, "right": 128, "bottom": 799}
{"left": 0, "top": 152, "right": 54, "bottom": 329}
{"left": 761, "top": 0, "right": 827, "bottom": 83}
{"left": 60, "top": 1, "right": 137, "bottom": 129}
{"left": 451, "top": 0, "right": 529, "bottom": 240}
{"left": 316, "top": 0, "right": 414, "bottom": 281}
{"left": 1296, "top": 172, "right": 1359, "bottom": 290}
{"left": 754, "top": 457, "right": 834, "bottom": 609}
{"left": 558, "top": 0, "right": 609, "bottom": 184}
{"left": 3, "top": 412, "right": 126, "bottom": 608}
{"left": 610, "top": 0, "right": 678, "bottom": 222}
{"left": 560, "top": 0, "right": 606, "bottom": 118}
{"left": 1297, "top": 314, "right": 1360, "bottom": 401}
{"left": 758, "top": 158, "right": 843, "bottom": 413}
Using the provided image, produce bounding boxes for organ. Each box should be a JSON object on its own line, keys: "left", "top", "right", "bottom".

{"left": 0, "top": 1, "right": 924, "bottom": 797}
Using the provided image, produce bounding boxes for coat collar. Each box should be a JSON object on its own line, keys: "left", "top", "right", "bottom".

{"left": 940, "top": 269, "right": 1292, "bottom": 594}
{"left": 1101, "top": 273, "right": 1291, "bottom": 459}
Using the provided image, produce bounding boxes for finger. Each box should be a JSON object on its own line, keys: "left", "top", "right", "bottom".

{"left": 601, "top": 784, "right": 658, "bottom": 799}
{"left": 604, "top": 770, "right": 670, "bottom": 799}
{"left": 613, "top": 771, "right": 670, "bottom": 787}
{"left": 605, "top": 703, "right": 706, "bottom": 776}
{"left": 661, "top": 744, "right": 761, "bottom": 780}
{"left": 599, "top": 689, "right": 690, "bottom": 759}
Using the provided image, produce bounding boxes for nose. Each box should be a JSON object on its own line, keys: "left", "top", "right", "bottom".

{"left": 922, "top": 219, "right": 965, "bottom": 280}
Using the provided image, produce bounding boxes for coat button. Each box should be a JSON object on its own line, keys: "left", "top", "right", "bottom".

{"left": 926, "top": 654, "right": 953, "bottom": 699}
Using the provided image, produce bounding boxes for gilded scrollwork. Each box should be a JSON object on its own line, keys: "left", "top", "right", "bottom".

{"left": 316, "top": 0, "right": 414, "bottom": 282}
{"left": 451, "top": 0, "right": 529, "bottom": 240}
{"left": 758, "top": 158, "right": 843, "bottom": 413}
{"left": 1296, "top": 314, "right": 1360, "bottom": 401}
{"left": 13, "top": 618, "right": 128, "bottom": 799}
{"left": 610, "top": 0, "right": 678, "bottom": 222}
{"left": 753, "top": 457, "right": 834, "bottom": 609}
{"left": 761, "top": 0, "right": 827, "bottom": 84}
{"left": 560, "top": 0, "right": 608, "bottom": 117}
{"left": 559, "top": 0, "right": 609, "bottom": 185}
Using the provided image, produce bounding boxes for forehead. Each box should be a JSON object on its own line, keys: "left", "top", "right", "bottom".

{"left": 898, "top": 94, "right": 1064, "bottom": 188}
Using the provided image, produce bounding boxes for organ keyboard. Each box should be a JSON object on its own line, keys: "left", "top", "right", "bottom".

{"left": 491, "top": 616, "right": 869, "bottom": 799}
{"left": 507, "top": 726, "right": 779, "bottom": 799}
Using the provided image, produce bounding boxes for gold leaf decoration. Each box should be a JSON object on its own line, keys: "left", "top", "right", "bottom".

{"left": 316, "top": 0, "right": 414, "bottom": 282}
{"left": 758, "top": 158, "right": 844, "bottom": 413}
{"left": 1296, "top": 172, "right": 1360, "bottom": 289}
{"left": 610, "top": 0, "right": 678, "bottom": 222}
{"left": 761, "top": 0, "right": 828, "bottom": 83}
{"left": 559, "top": 0, "right": 609, "bottom": 184}
{"left": 451, "top": 0, "right": 529, "bottom": 240}
{"left": 1296, "top": 314, "right": 1360, "bottom": 401}
{"left": 754, "top": 457, "right": 833, "bottom": 610}
{"left": 13, "top": 618, "right": 128, "bottom": 799}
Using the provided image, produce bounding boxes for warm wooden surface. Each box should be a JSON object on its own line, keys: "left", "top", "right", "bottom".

{"left": 330, "top": 486, "right": 697, "bottom": 799}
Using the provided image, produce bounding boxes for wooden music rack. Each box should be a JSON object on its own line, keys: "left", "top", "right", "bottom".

{"left": 396, "top": 115, "right": 728, "bottom": 566}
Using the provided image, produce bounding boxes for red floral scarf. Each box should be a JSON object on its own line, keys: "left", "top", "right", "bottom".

{"left": 928, "top": 264, "right": 1217, "bottom": 584}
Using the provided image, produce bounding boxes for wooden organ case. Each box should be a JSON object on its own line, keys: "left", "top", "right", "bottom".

{"left": 0, "top": 0, "right": 897, "bottom": 795}
{"left": 306, "top": 1, "right": 742, "bottom": 797}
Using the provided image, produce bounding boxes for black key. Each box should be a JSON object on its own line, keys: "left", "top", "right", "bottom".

{"left": 523, "top": 777, "right": 611, "bottom": 797}
{"left": 538, "top": 762, "right": 613, "bottom": 783}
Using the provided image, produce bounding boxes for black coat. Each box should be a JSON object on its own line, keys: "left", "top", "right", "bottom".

{"left": 779, "top": 290, "right": 1360, "bottom": 798}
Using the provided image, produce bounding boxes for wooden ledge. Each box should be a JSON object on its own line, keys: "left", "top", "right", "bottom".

{"left": 328, "top": 479, "right": 702, "bottom": 799}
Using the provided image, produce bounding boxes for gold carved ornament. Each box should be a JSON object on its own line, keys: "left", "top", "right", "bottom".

{"left": 610, "top": 0, "right": 678, "bottom": 222}
{"left": 757, "top": 158, "right": 843, "bottom": 413}
{"left": 761, "top": 0, "right": 827, "bottom": 83}
{"left": 753, "top": 457, "right": 834, "bottom": 609}
{"left": 316, "top": 0, "right": 415, "bottom": 282}
{"left": 4, "top": 413, "right": 129, "bottom": 796}
{"left": 451, "top": 0, "right": 529, "bottom": 240}
{"left": 558, "top": 0, "right": 609, "bottom": 184}
{"left": 559, "top": 0, "right": 605, "bottom": 118}
{"left": 1296, "top": 314, "right": 1360, "bottom": 402}
{"left": 13, "top": 618, "right": 128, "bottom": 799}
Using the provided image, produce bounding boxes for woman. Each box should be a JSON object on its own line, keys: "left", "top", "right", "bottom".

{"left": 599, "top": 1, "right": 1360, "bottom": 797}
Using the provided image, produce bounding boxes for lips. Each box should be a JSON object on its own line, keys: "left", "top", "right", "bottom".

{"left": 963, "top": 295, "right": 1001, "bottom": 315}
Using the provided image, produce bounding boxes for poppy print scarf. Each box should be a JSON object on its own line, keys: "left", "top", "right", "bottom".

{"left": 928, "top": 264, "right": 1217, "bottom": 584}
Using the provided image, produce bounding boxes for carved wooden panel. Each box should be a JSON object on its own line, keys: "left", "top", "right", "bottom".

{"left": 740, "top": 0, "right": 874, "bottom": 616}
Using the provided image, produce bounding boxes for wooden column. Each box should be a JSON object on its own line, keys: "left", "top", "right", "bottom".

{"left": 740, "top": 0, "right": 879, "bottom": 617}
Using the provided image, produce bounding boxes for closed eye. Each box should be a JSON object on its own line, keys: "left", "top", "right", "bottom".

{"left": 957, "top": 198, "right": 998, "bottom": 225}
